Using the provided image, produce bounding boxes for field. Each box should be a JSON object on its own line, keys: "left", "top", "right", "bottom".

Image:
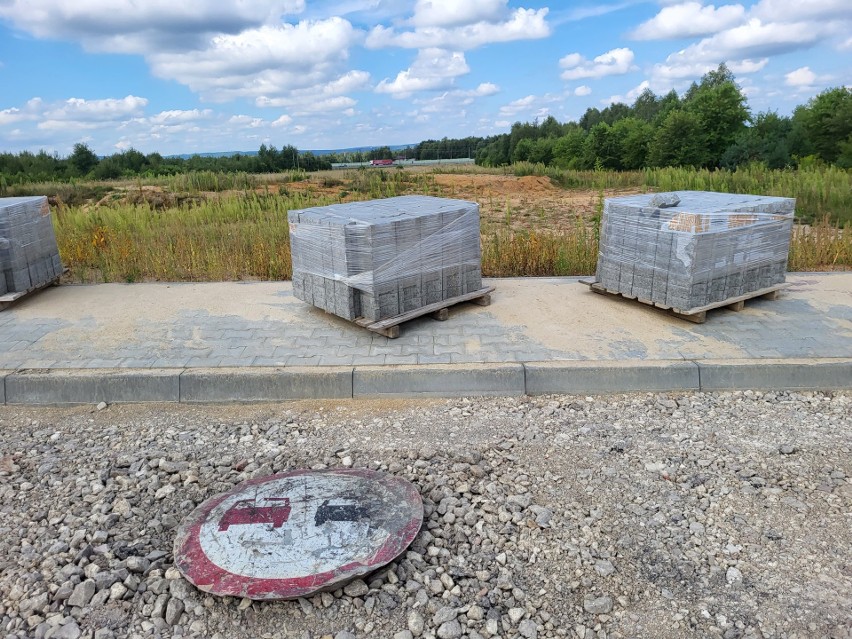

{"left": 6, "top": 164, "right": 850, "bottom": 283}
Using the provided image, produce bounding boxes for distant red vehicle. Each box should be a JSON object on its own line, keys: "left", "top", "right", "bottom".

{"left": 370, "top": 159, "right": 394, "bottom": 166}
{"left": 218, "top": 497, "right": 292, "bottom": 531}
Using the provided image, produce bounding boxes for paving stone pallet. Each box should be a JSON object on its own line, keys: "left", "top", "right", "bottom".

{"left": 580, "top": 278, "right": 790, "bottom": 324}
{"left": 595, "top": 190, "right": 795, "bottom": 313}
{"left": 289, "top": 195, "right": 484, "bottom": 332}
{"left": 354, "top": 286, "right": 494, "bottom": 338}
{"left": 0, "top": 195, "right": 64, "bottom": 302}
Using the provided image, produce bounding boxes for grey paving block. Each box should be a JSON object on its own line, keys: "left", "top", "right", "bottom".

{"left": 179, "top": 366, "right": 353, "bottom": 402}
{"left": 697, "top": 358, "right": 852, "bottom": 391}
{"left": 353, "top": 363, "right": 525, "bottom": 398}
{"left": 0, "top": 369, "right": 8, "bottom": 404}
{"left": 5, "top": 368, "right": 181, "bottom": 405}
{"left": 524, "top": 360, "right": 700, "bottom": 395}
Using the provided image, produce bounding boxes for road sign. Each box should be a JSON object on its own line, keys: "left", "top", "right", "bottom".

{"left": 173, "top": 468, "right": 423, "bottom": 600}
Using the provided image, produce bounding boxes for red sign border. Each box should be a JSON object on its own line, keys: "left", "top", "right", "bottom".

{"left": 173, "top": 468, "right": 423, "bottom": 600}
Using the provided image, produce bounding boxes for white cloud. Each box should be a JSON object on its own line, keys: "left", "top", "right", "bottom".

{"left": 376, "top": 49, "right": 470, "bottom": 97}
{"left": 785, "top": 66, "right": 831, "bottom": 87}
{"left": 839, "top": 36, "right": 852, "bottom": 50}
{"left": 0, "top": 0, "right": 306, "bottom": 54}
{"left": 411, "top": 0, "right": 508, "bottom": 28}
{"left": 228, "top": 115, "right": 265, "bottom": 128}
{"left": 500, "top": 95, "right": 537, "bottom": 116}
{"left": 147, "top": 19, "right": 360, "bottom": 100}
{"left": 651, "top": 18, "right": 831, "bottom": 87}
{"left": 605, "top": 80, "right": 651, "bottom": 105}
{"left": 149, "top": 109, "right": 212, "bottom": 125}
{"left": 727, "top": 58, "right": 769, "bottom": 73}
{"left": 366, "top": 7, "right": 550, "bottom": 50}
{"left": 560, "top": 48, "right": 637, "bottom": 80}
{"left": 573, "top": 85, "right": 592, "bottom": 96}
{"left": 631, "top": 2, "right": 746, "bottom": 40}
{"left": 409, "top": 82, "right": 500, "bottom": 115}
{"left": 42, "top": 96, "right": 148, "bottom": 122}
{"left": 271, "top": 115, "right": 293, "bottom": 127}
{"left": 751, "top": 0, "right": 850, "bottom": 22}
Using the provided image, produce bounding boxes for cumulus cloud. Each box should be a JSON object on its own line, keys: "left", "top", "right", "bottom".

{"left": 751, "top": 0, "right": 850, "bottom": 22}
{"left": 574, "top": 86, "right": 592, "bottom": 96}
{"left": 650, "top": 18, "right": 831, "bottom": 87}
{"left": 146, "top": 19, "right": 359, "bottom": 101}
{"left": 560, "top": 48, "right": 637, "bottom": 80}
{"left": 376, "top": 49, "right": 470, "bottom": 97}
{"left": 366, "top": 7, "right": 550, "bottom": 50}
{"left": 631, "top": 2, "right": 746, "bottom": 40}
{"left": 784, "top": 66, "right": 832, "bottom": 88}
{"left": 148, "top": 109, "right": 213, "bottom": 125}
{"left": 605, "top": 80, "right": 651, "bottom": 106}
{"left": 228, "top": 115, "right": 265, "bottom": 128}
{"left": 411, "top": 0, "right": 508, "bottom": 28}
{"left": 253, "top": 70, "right": 370, "bottom": 113}
{"left": 41, "top": 96, "right": 148, "bottom": 123}
{"left": 0, "top": 0, "right": 306, "bottom": 54}
{"left": 271, "top": 115, "right": 293, "bottom": 127}
{"left": 410, "top": 82, "right": 500, "bottom": 115}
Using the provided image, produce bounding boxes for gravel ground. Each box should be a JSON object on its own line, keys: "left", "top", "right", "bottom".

{"left": 1, "top": 391, "right": 850, "bottom": 639}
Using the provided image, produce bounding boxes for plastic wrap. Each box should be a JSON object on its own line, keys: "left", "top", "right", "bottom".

{"left": 596, "top": 191, "right": 795, "bottom": 310}
{"left": 289, "top": 195, "right": 482, "bottom": 321}
{"left": 0, "top": 196, "right": 64, "bottom": 296}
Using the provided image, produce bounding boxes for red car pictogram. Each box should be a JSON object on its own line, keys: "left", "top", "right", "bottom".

{"left": 218, "top": 497, "right": 292, "bottom": 531}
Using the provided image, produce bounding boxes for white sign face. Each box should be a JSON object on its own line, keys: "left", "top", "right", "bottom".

{"left": 198, "top": 474, "right": 390, "bottom": 578}
{"left": 174, "top": 469, "right": 423, "bottom": 600}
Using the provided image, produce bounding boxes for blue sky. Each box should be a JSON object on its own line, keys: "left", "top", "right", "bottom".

{"left": 0, "top": 0, "right": 849, "bottom": 156}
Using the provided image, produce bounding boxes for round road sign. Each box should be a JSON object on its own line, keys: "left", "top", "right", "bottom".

{"left": 173, "top": 468, "right": 423, "bottom": 600}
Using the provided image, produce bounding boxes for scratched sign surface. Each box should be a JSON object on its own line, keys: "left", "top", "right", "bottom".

{"left": 173, "top": 468, "right": 423, "bottom": 600}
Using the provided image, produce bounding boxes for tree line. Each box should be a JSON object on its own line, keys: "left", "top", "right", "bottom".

{"left": 1, "top": 64, "right": 849, "bottom": 186}
{"left": 471, "top": 66, "right": 851, "bottom": 171}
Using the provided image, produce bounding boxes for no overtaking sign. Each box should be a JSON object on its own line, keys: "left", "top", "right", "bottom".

{"left": 173, "top": 468, "right": 423, "bottom": 600}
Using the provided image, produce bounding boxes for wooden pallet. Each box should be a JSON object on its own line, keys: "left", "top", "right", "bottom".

{"left": 354, "top": 286, "right": 495, "bottom": 338}
{"left": 579, "top": 278, "right": 790, "bottom": 324}
{"left": 0, "top": 272, "right": 65, "bottom": 312}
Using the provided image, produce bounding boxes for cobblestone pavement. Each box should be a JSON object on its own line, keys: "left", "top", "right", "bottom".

{"left": 0, "top": 274, "right": 849, "bottom": 370}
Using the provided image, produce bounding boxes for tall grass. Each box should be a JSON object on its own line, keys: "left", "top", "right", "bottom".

{"left": 49, "top": 166, "right": 850, "bottom": 282}
{"left": 54, "top": 192, "right": 330, "bottom": 282}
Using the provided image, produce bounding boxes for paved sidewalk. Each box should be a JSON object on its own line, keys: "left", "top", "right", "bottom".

{"left": 0, "top": 274, "right": 849, "bottom": 402}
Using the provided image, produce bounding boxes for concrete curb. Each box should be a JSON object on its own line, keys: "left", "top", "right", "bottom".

{"left": 0, "top": 359, "right": 849, "bottom": 406}
{"left": 697, "top": 358, "right": 852, "bottom": 391}
{"left": 525, "top": 360, "right": 700, "bottom": 395}
{"left": 4, "top": 368, "right": 181, "bottom": 406}
{"left": 179, "top": 367, "right": 354, "bottom": 403}
{"left": 353, "top": 363, "right": 525, "bottom": 398}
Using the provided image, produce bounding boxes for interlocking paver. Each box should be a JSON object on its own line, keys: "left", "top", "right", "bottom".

{"left": 0, "top": 275, "right": 847, "bottom": 373}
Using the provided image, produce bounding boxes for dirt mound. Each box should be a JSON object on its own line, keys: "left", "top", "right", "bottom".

{"left": 517, "top": 175, "right": 557, "bottom": 191}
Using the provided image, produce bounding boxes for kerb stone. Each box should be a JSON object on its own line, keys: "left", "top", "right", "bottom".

{"left": 353, "top": 363, "right": 525, "bottom": 398}
{"left": 4, "top": 368, "right": 180, "bottom": 405}
{"left": 524, "top": 360, "right": 700, "bottom": 395}
{"left": 179, "top": 366, "right": 353, "bottom": 402}
{"left": 697, "top": 358, "right": 852, "bottom": 391}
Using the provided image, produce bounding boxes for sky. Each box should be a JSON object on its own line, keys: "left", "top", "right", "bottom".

{"left": 0, "top": 0, "right": 850, "bottom": 157}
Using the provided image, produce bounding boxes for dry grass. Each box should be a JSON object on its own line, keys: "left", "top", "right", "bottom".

{"left": 48, "top": 167, "right": 850, "bottom": 283}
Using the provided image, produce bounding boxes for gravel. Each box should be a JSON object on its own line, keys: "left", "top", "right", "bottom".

{"left": 1, "top": 390, "right": 851, "bottom": 639}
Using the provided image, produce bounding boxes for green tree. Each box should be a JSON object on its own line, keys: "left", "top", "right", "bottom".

{"left": 552, "top": 129, "right": 588, "bottom": 169}
{"left": 68, "top": 142, "right": 99, "bottom": 177}
{"left": 583, "top": 122, "right": 621, "bottom": 169}
{"left": 648, "top": 109, "right": 706, "bottom": 168}
{"left": 791, "top": 87, "right": 852, "bottom": 164}
{"left": 682, "top": 64, "right": 749, "bottom": 167}
{"left": 612, "top": 118, "right": 653, "bottom": 170}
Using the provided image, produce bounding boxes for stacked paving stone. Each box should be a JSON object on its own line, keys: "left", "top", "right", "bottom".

{"left": 289, "top": 195, "right": 482, "bottom": 322}
{"left": 0, "top": 196, "right": 64, "bottom": 297}
{"left": 596, "top": 191, "right": 795, "bottom": 311}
